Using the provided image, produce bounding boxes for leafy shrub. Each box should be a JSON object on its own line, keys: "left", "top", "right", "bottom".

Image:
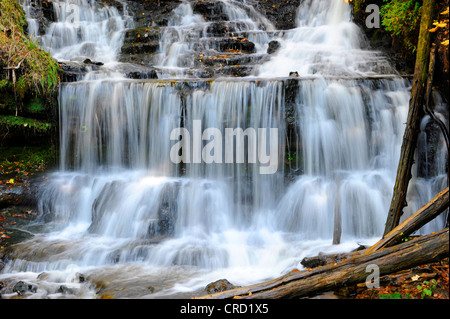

{"left": 380, "top": 0, "right": 423, "bottom": 53}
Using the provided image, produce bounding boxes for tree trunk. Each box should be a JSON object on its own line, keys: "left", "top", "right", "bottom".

{"left": 197, "top": 228, "right": 449, "bottom": 299}
{"left": 384, "top": 0, "right": 436, "bottom": 236}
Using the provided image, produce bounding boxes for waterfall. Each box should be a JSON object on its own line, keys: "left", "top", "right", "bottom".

{"left": 154, "top": 0, "right": 275, "bottom": 78}
{"left": 1, "top": 0, "right": 446, "bottom": 299}
{"left": 38, "top": 0, "right": 133, "bottom": 63}
{"left": 256, "top": 0, "right": 394, "bottom": 77}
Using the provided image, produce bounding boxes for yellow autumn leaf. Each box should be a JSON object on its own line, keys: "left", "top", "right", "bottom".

{"left": 442, "top": 39, "right": 449, "bottom": 46}
{"left": 6, "top": 178, "right": 14, "bottom": 184}
{"left": 441, "top": 8, "right": 449, "bottom": 15}
{"left": 429, "top": 26, "right": 439, "bottom": 32}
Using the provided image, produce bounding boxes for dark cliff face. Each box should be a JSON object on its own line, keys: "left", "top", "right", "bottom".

{"left": 123, "top": 0, "right": 301, "bottom": 30}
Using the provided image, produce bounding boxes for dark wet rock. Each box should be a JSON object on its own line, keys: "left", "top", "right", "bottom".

{"left": 267, "top": 40, "right": 280, "bottom": 54}
{"left": 109, "top": 62, "right": 159, "bottom": 79}
{"left": 83, "top": 59, "right": 104, "bottom": 66}
{"left": 123, "top": 26, "right": 161, "bottom": 43}
{"left": 118, "top": 53, "right": 156, "bottom": 65}
{"left": 301, "top": 255, "right": 328, "bottom": 268}
{"left": 148, "top": 183, "right": 179, "bottom": 237}
{"left": 0, "top": 179, "right": 40, "bottom": 209}
{"left": 125, "top": 69, "right": 158, "bottom": 79}
{"left": 37, "top": 272, "right": 50, "bottom": 280}
{"left": 207, "top": 65, "right": 254, "bottom": 78}
{"left": 215, "top": 37, "right": 256, "bottom": 54}
{"left": 206, "top": 22, "right": 244, "bottom": 37}
{"left": 289, "top": 71, "right": 299, "bottom": 77}
{"left": 125, "top": 0, "right": 183, "bottom": 27}
{"left": 58, "top": 285, "right": 75, "bottom": 294}
{"left": 40, "top": 0, "right": 56, "bottom": 23}
{"left": 89, "top": 181, "right": 126, "bottom": 235}
{"left": 205, "top": 279, "right": 237, "bottom": 294}
{"left": 13, "top": 281, "right": 36, "bottom": 296}
{"left": 121, "top": 42, "right": 160, "bottom": 55}
{"left": 192, "top": 0, "right": 228, "bottom": 21}
{"left": 101, "top": 0, "right": 125, "bottom": 13}
{"left": 284, "top": 78, "right": 299, "bottom": 156}
{"left": 59, "top": 61, "right": 102, "bottom": 82}
{"left": 77, "top": 273, "right": 87, "bottom": 283}
{"left": 255, "top": 0, "right": 301, "bottom": 30}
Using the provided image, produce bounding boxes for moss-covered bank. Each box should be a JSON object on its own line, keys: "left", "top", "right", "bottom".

{"left": 0, "top": 0, "right": 60, "bottom": 175}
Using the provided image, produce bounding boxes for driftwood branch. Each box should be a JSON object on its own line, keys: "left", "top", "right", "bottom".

{"left": 366, "top": 187, "right": 449, "bottom": 254}
{"left": 3, "top": 59, "right": 24, "bottom": 71}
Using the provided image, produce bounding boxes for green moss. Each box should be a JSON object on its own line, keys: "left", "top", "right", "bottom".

{"left": 0, "top": 114, "right": 51, "bottom": 132}
{"left": 25, "top": 97, "right": 45, "bottom": 113}
{"left": 0, "top": 0, "right": 28, "bottom": 34}
{"left": 0, "top": 0, "right": 61, "bottom": 97}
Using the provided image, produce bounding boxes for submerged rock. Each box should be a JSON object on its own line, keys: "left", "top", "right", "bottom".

{"left": 83, "top": 59, "right": 104, "bottom": 66}
{"left": 58, "top": 285, "right": 75, "bottom": 295}
{"left": 267, "top": 40, "right": 280, "bottom": 54}
{"left": 13, "top": 281, "right": 37, "bottom": 296}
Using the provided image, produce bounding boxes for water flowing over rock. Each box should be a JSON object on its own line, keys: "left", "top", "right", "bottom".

{"left": 0, "top": 0, "right": 447, "bottom": 299}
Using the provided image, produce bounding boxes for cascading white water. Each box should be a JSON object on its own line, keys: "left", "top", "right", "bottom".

{"left": 277, "top": 78, "right": 413, "bottom": 239}
{"left": 256, "top": 0, "right": 394, "bottom": 77}
{"left": 1, "top": 0, "right": 447, "bottom": 299}
{"left": 38, "top": 0, "right": 133, "bottom": 63}
{"left": 154, "top": 0, "right": 275, "bottom": 77}
{"left": 20, "top": 0, "right": 41, "bottom": 38}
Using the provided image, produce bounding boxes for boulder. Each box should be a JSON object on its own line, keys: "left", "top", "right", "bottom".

{"left": 205, "top": 279, "right": 237, "bottom": 294}
{"left": 267, "top": 40, "right": 280, "bottom": 54}
{"left": 13, "top": 281, "right": 37, "bottom": 296}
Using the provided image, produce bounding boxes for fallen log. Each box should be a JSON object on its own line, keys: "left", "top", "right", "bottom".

{"left": 366, "top": 187, "right": 449, "bottom": 254}
{"left": 197, "top": 228, "right": 449, "bottom": 299}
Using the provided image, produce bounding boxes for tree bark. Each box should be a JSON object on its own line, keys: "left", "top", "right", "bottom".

{"left": 197, "top": 228, "right": 449, "bottom": 299}
{"left": 384, "top": 0, "right": 436, "bottom": 236}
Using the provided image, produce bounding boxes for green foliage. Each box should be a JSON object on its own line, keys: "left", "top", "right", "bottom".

{"left": 417, "top": 279, "right": 438, "bottom": 298}
{"left": 0, "top": 115, "right": 51, "bottom": 131}
{"left": 378, "top": 291, "right": 413, "bottom": 299}
{"left": 352, "top": 0, "right": 366, "bottom": 16}
{"left": 378, "top": 291, "right": 403, "bottom": 299}
{"left": 0, "top": 0, "right": 28, "bottom": 34}
{"left": 26, "top": 97, "right": 45, "bottom": 112}
{"left": 380, "top": 0, "right": 423, "bottom": 53}
{"left": 0, "top": 145, "right": 57, "bottom": 180}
